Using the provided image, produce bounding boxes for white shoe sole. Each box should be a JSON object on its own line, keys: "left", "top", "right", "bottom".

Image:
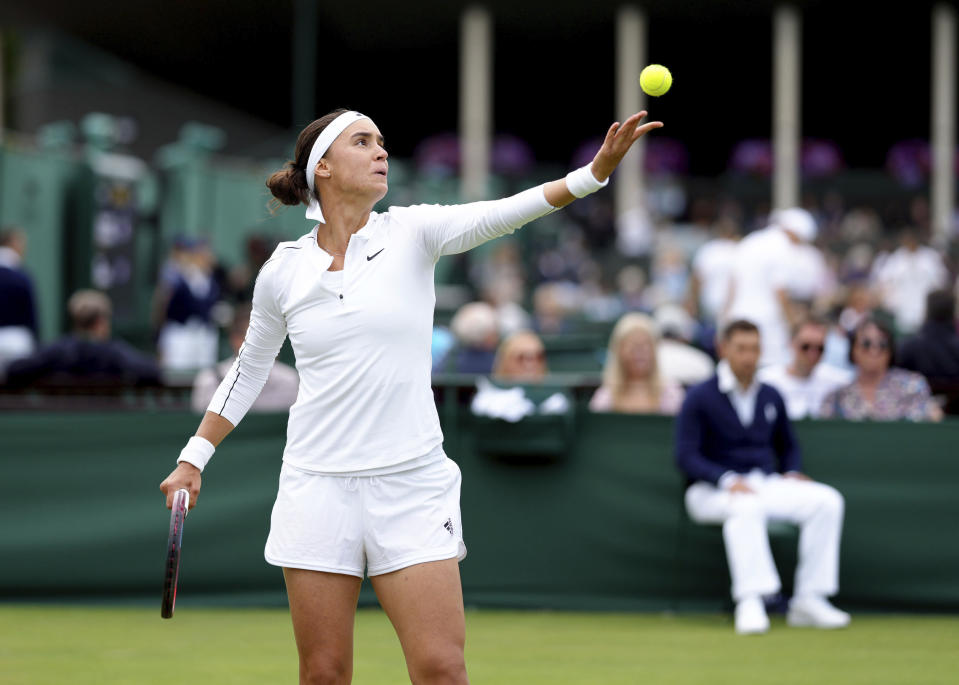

{"left": 786, "top": 612, "right": 850, "bottom": 629}
{"left": 736, "top": 624, "right": 770, "bottom": 635}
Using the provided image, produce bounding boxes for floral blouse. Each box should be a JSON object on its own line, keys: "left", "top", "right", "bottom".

{"left": 819, "top": 368, "right": 938, "bottom": 421}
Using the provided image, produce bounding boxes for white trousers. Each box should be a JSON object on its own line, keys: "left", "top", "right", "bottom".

{"left": 685, "top": 470, "right": 844, "bottom": 602}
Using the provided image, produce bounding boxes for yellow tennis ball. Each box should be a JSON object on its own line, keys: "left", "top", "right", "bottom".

{"left": 640, "top": 64, "right": 672, "bottom": 97}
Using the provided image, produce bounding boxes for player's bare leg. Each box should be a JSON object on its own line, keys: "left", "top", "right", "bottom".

{"left": 371, "top": 558, "right": 469, "bottom": 684}
{"left": 283, "top": 568, "right": 363, "bottom": 685}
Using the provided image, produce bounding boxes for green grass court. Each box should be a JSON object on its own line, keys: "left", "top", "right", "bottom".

{"left": 1, "top": 606, "right": 957, "bottom": 684}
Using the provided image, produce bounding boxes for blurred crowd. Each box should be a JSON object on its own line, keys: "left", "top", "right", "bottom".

{"left": 2, "top": 186, "right": 959, "bottom": 422}
{"left": 438, "top": 194, "right": 959, "bottom": 423}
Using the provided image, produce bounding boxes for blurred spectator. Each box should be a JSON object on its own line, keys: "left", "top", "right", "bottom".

{"left": 616, "top": 264, "right": 650, "bottom": 312}
{"left": 646, "top": 243, "right": 690, "bottom": 307}
{"left": 871, "top": 229, "right": 948, "bottom": 334}
{"left": 837, "top": 243, "right": 875, "bottom": 284}
{"left": 0, "top": 227, "right": 39, "bottom": 371}
{"left": 532, "top": 282, "right": 573, "bottom": 335}
{"left": 5, "top": 290, "right": 160, "bottom": 388}
{"left": 898, "top": 290, "right": 959, "bottom": 414}
{"left": 821, "top": 310, "right": 855, "bottom": 374}
{"left": 225, "top": 234, "right": 274, "bottom": 303}
{"left": 820, "top": 317, "right": 942, "bottom": 421}
{"left": 442, "top": 301, "right": 500, "bottom": 374}
{"left": 837, "top": 280, "right": 875, "bottom": 333}
{"left": 154, "top": 237, "right": 221, "bottom": 372}
{"left": 725, "top": 208, "right": 820, "bottom": 366}
{"left": 653, "top": 304, "right": 715, "bottom": 386}
{"left": 430, "top": 326, "right": 456, "bottom": 373}
{"left": 688, "top": 217, "right": 740, "bottom": 325}
{"left": 481, "top": 276, "right": 532, "bottom": 337}
{"left": 492, "top": 331, "right": 548, "bottom": 383}
{"left": 758, "top": 317, "right": 853, "bottom": 420}
{"left": 472, "top": 331, "right": 569, "bottom": 422}
{"left": 788, "top": 241, "right": 834, "bottom": 318}
{"left": 589, "top": 313, "right": 684, "bottom": 414}
{"left": 191, "top": 302, "right": 298, "bottom": 414}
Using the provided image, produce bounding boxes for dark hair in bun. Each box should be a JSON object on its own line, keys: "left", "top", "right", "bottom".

{"left": 266, "top": 108, "right": 350, "bottom": 211}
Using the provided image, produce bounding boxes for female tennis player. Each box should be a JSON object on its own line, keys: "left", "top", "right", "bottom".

{"left": 160, "top": 108, "right": 662, "bottom": 684}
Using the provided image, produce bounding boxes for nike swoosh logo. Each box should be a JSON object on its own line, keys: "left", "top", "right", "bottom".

{"left": 367, "top": 249, "right": 385, "bottom": 261}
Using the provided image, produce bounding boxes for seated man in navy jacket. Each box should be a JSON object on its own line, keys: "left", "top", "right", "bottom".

{"left": 5, "top": 290, "right": 160, "bottom": 388}
{"left": 675, "top": 319, "right": 849, "bottom": 635}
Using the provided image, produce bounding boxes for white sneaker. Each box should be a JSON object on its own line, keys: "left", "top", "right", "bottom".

{"left": 787, "top": 596, "right": 851, "bottom": 629}
{"left": 735, "top": 596, "right": 770, "bottom": 635}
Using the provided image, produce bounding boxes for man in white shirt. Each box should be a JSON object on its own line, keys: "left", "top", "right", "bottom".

{"left": 725, "top": 208, "right": 819, "bottom": 367}
{"left": 872, "top": 230, "right": 948, "bottom": 334}
{"left": 689, "top": 217, "right": 740, "bottom": 325}
{"left": 759, "top": 317, "right": 853, "bottom": 419}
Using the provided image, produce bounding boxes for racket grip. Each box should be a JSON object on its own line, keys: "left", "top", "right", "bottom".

{"left": 174, "top": 488, "right": 191, "bottom": 516}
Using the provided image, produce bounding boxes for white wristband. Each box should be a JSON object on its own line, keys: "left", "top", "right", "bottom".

{"left": 565, "top": 163, "right": 609, "bottom": 198}
{"left": 177, "top": 436, "right": 216, "bottom": 472}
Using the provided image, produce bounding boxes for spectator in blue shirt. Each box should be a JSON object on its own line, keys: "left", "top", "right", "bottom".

{"left": 675, "top": 319, "right": 849, "bottom": 635}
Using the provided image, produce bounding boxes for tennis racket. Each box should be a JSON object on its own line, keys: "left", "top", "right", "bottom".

{"left": 160, "top": 488, "right": 190, "bottom": 619}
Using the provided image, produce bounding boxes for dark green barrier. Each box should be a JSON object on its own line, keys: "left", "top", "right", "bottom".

{"left": 2, "top": 408, "right": 958, "bottom": 611}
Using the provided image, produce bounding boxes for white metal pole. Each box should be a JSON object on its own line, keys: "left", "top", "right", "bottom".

{"left": 773, "top": 5, "right": 801, "bottom": 210}
{"left": 614, "top": 6, "right": 647, "bottom": 218}
{"left": 931, "top": 4, "right": 956, "bottom": 246}
{"left": 460, "top": 6, "right": 492, "bottom": 201}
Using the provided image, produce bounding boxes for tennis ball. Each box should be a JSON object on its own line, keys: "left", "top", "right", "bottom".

{"left": 640, "top": 64, "right": 672, "bottom": 97}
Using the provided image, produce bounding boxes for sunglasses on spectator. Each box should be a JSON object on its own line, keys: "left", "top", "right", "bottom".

{"left": 798, "top": 342, "right": 825, "bottom": 353}
{"left": 857, "top": 338, "right": 889, "bottom": 351}
{"left": 513, "top": 350, "right": 546, "bottom": 363}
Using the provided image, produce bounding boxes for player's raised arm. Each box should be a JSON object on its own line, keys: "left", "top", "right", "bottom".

{"left": 542, "top": 110, "right": 663, "bottom": 208}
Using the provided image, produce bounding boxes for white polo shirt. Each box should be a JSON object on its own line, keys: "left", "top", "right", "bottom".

{"left": 726, "top": 227, "right": 793, "bottom": 366}
{"left": 758, "top": 362, "right": 853, "bottom": 420}
{"left": 207, "top": 187, "right": 555, "bottom": 474}
{"left": 691, "top": 237, "right": 737, "bottom": 323}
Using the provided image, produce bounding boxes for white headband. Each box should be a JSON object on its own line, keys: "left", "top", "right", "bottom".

{"left": 304, "top": 110, "right": 371, "bottom": 223}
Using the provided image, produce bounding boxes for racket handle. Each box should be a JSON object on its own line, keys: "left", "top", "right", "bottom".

{"left": 174, "top": 488, "right": 191, "bottom": 516}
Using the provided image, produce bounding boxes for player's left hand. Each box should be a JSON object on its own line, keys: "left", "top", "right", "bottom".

{"left": 590, "top": 111, "right": 663, "bottom": 181}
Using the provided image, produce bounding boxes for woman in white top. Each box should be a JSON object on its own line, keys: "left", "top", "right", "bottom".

{"left": 160, "top": 107, "right": 662, "bottom": 684}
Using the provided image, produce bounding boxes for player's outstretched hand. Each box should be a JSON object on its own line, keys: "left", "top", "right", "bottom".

{"left": 160, "top": 463, "right": 202, "bottom": 510}
{"left": 591, "top": 111, "right": 663, "bottom": 181}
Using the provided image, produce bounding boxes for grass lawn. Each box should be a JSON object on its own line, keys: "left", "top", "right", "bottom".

{"left": 1, "top": 606, "right": 957, "bottom": 684}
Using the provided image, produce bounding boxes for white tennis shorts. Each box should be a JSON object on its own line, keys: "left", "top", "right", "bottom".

{"left": 264, "top": 456, "right": 467, "bottom": 577}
